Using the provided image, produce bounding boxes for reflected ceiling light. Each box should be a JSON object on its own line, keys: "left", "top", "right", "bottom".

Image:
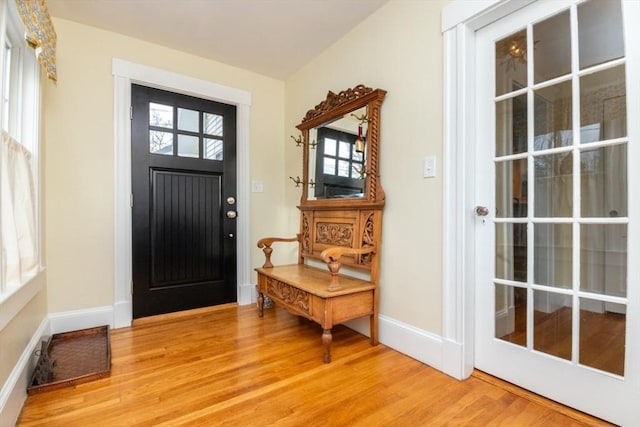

{"left": 498, "top": 34, "right": 539, "bottom": 71}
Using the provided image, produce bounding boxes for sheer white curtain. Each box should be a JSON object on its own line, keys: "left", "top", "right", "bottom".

{"left": 1, "top": 130, "right": 37, "bottom": 289}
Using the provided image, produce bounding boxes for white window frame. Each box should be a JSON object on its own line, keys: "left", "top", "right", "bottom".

{"left": 0, "top": 0, "right": 44, "bottom": 329}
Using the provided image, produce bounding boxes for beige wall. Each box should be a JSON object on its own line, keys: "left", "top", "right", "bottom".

{"left": 44, "top": 18, "right": 286, "bottom": 312}
{"left": 286, "top": 0, "right": 447, "bottom": 333}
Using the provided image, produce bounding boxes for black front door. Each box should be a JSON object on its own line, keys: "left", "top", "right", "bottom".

{"left": 131, "top": 84, "right": 237, "bottom": 319}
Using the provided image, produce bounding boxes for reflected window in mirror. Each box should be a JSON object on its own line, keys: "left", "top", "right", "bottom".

{"left": 315, "top": 127, "right": 365, "bottom": 198}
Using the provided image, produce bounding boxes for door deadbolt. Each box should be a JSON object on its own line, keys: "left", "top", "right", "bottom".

{"left": 226, "top": 196, "right": 236, "bottom": 205}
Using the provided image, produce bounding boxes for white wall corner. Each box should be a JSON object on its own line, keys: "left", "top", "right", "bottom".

{"left": 0, "top": 317, "right": 49, "bottom": 427}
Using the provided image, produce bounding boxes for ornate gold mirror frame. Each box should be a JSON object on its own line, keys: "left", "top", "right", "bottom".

{"left": 296, "top": 84, "right": 387, "bottom": 209}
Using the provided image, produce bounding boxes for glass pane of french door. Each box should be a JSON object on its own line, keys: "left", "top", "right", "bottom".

{"left": 475, "top": 0, "right": 640, "bottom": 424}
{"left": 493, "top": 0, "right": 628, "bottom": 376}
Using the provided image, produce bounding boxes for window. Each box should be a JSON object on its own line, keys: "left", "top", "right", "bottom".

{"left": 0, "top": 0, "right": 42, "bottom": 300}
{"left": 148, "top": 102, "right": 225, "bottom": 160}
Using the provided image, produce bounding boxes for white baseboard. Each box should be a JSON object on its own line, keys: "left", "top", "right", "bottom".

{"left": 48, "top": 306, "right": 114, "bottom": 335}
{"left": 378, "top": 314, "right": 444, "bottom": 371}
{"left": 114, "top": 300, "right": 132, "bottom": 329}
{"left": 0, "top": 317, "right": 49, "bottom": 427}
{"left": 340, "top": 314, "right": 462, "bottom": 378}
{"left": 238, "top": 282, "right": 256, "bottom": 306}
{"left": 441, "top": 338, "right": 466, "bottom": 380}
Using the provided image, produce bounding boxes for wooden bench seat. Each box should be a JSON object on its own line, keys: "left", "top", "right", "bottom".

{"left": 256, "top": 262, "right": 377, "bottom": 363}
{"left": 255, "top": 85, "right": 386, "bottom": 363}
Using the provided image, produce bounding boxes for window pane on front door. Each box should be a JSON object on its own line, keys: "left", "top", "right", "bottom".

{"left": 178, "top": 134, "right": 199, "bottom": 158}
{"left": 204, "top": 138, "right": 223, "bottom": 160}
{"left": 150, "top": 130, "right": 173, "bottom": 155}
{"left": 150, "top": 103, "right": 173, "bottom": 128}
{"left": 204, "top": 113, "right": 223, "bottom": 136}
{"left": 177, "top": 108, "right": 199, "bottom": 132}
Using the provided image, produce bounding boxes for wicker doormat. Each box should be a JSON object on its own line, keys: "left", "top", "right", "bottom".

{"left": 28, "top": 325, "right": 111, "bottom": 394}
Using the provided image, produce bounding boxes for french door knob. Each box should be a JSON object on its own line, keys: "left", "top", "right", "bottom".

{"left": 475, "top": 206, "right": 489, "bottom": 217}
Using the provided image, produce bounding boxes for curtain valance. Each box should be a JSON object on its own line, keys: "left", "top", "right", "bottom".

{"left": 15, "top": 0, "right": 57, "bottom": 82}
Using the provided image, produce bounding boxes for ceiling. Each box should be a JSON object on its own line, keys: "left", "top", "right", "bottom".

{"left": 47, "top": 0, "right": 389, "bottom": 80}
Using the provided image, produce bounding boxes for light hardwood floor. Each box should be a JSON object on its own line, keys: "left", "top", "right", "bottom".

{"left": 18, "top": 304, "right": 612, "bottom": 426}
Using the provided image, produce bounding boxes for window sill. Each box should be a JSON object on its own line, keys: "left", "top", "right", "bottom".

{"left": 0, "top": 268, "right": 46, "bottom": 332}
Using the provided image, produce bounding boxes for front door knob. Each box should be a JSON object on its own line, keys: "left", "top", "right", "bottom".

{"left": 226, "top": 210, "right": 237, "bottom": 219}
{"left": 475, "top": 206, "right": 489, "bottom": 217}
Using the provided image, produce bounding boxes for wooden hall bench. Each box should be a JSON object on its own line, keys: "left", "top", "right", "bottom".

{"left": 256, "top": 85, "right": 386, "bottom": 363}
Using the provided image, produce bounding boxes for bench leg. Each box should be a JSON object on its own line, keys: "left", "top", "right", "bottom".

{"left": 322, "top": 329, "right": 332, "bottom": 363}
{"left": 257, "top": 291, "right": 264, "bottom": 317}
{"left": 370, "top": 313, "right": 379, "bottom": 346}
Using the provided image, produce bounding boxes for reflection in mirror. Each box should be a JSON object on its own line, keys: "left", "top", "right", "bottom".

{"left": 309, "top": 106, "right": 367, "bottom": 199}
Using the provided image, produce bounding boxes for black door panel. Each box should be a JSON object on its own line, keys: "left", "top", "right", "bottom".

{"left": 131, "top": 84, "right": 237, "bottom": 318}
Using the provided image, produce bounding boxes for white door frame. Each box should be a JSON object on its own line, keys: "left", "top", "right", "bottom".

{"left": 441, "top": 0, "right": 535, "bottom": 380}
{"left": 441, "top": 0, "right": 640, "bottom": 388}
{"left": 111, "top": 59, "right": 252, "bottom": 328}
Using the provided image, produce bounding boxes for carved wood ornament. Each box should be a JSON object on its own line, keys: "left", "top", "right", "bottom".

{"left": 266, "top": 277, "right": 310, "bottom": 315}
{"left": 316, "top": 223, "right": 353, "bottom": 247}
{"left": 302, "top": 84, "right": 374, "bottom": 123}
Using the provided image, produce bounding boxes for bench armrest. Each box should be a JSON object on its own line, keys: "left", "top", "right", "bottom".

{"left": 257, "top": 236, "right": 300, "bottom": 268}
{"left": 320, "top": 245, "right": 376, "bottom": 291}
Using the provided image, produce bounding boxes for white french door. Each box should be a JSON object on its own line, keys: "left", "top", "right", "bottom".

{"left": 474, "top": 0, "right": 640, "bottom": 425}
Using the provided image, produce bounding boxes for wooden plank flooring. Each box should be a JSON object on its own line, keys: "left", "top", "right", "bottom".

{"left": 18, "top": 304, "right": 612, "bottom": 426}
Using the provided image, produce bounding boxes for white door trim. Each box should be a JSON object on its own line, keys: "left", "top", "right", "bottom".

{"left": 441, "top": 0, "right": 535, "bottom": 380}
{"left": 111, "top": 59, "right": 252, "bottom": 328}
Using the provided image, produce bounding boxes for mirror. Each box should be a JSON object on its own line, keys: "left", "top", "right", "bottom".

{"left": 308, "top": 106, "right": 367, "bottom": 199}
{"left": 296, "top": 85, "right": 386, "bottom": 207}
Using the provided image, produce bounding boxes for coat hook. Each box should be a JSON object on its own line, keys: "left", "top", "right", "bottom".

{"left": 291, "top": 135, "right": 303, "bottom": 147}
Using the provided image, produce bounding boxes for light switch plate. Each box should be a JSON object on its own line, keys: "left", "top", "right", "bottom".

{"left": 423, "top": 156, "right": 436, "bottom": 178}
{"left": 252, "top": 180, "right": 264, "bottom": 193}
